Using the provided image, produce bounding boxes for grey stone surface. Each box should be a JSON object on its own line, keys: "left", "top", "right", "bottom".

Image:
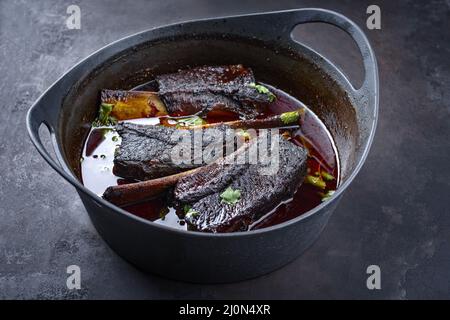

{"left": 0, "top": 0, "right": 449, "bottom": 299}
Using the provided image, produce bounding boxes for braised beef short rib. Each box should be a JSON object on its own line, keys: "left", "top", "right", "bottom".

{"left": 156, "top": 65, "right": 271, "bottom": 118}
{"left": 113, "top": 123, "right": 236, "bottom": 181}
{"left": 175, "top": 138, "right": 308, "bottom": 233}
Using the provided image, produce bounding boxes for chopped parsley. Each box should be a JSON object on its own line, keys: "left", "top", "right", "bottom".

{"left": 101, "top": 128, "right": 113, "bottom": 137}
{"left": 321, "top": 171, "right": 335, "bottom": 181}
{"left": 305, "top": 175, "right": 327, "bottom": 190}
{"left": 92, "top": 103, "right": 117, "bottom": 127}
{"left": 237, "top": 129, "right": 251, "bottom": 141}
{"left": 320, "top": 190, "right": 336, "bottom": 202}
{"left": 220, "top": 187, "right": 241, "bottom": 205}
{"left": 249, "top": 83, "right": 276, "bottom": 102}
{"left": 280, "top": 111, "right": 301, "bottom": 125}
{"left": 183, "top": 205, "right": 199, "bottom": 219}
{"left": 176, "top": 116, "right": 206, "bottom": 128}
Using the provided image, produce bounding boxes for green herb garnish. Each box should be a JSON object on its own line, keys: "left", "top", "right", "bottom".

{"left": 280, "top": 111, "right": 301, "bottom": 125}
{"left": 101, "top": 128, "right": 113, "bottom": 137}
{"left": 320, "top": 190, "right": 336, "bottom": 202}
{"left": 305, "top": 175, "right": 327, "bottom": 190}
{"left": 237, "top": 129, "right": 251, "bottom": 141}
{"left": 249, "top": 83, "right": 276, "bottom": 102}
{"left": 100, "top": 154, "right": 106, "bottom": 159}
{"left": 183, "top": 205, "right": 199, "bottom": 219}
{"left": 175, "top": 116, "right": 206, "bottom": 128}
{"left": 220, "top": 187, "right": 241, "bottom": 205}
{"left": 112, "top": 136, "right": 119, "bottom": 142}
{"left": 321, "top": 171, "right": 335, "bottom": 181}
{"left": 92, "top": 103, "right": 117, "bottom": 127}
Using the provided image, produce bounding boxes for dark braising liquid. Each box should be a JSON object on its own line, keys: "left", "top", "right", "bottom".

{"left": 81, "top": 84, "right": 339, "bottom": 232}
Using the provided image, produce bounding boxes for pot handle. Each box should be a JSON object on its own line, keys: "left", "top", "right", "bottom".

{"left": 26, "top": 94, "right": 68, "bottom": 175}
{"left": 276, "top": 8, "right": 378, "bottom": 101}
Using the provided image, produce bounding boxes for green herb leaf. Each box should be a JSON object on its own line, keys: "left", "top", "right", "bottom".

{"left": 183, "top": 204, "right": 191, "bottom": 214}
{"left": 112, "top": 136, "right": 119, "bottom": 142}
{"left": 175, "top": 116, "right": 206, "bottom": 128}
{"left": 249, "top": 83, "right": 276, "bottom": 102}
{"left": 320, "top": 190, "right": 336, "bottom": 202}
{"left": 220, "top": 187, "right": 241, "bottom": 205}
{"left": 237, "top": 129, "right": 251, "bottom": 141}
{"left": 305, "top": 175, "right": 327, "bottom": 190}
{"left": 321, "top": 171, "right": 335, "bottom": 181}
{"left": 92, "top": 103, "right": 117, "bottom": 127}
{"left": 280, "top": 111, "right": 301, "bottom": 125}
{"left": 101, "top": 128, "right": 113, "bottom": 137}
{"left": 183, "top": 205, "right": 199, "bottom": 219}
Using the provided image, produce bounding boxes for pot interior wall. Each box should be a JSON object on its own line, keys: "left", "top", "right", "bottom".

{"left": 60, "top": 35, "right": 359, "bottom": 184}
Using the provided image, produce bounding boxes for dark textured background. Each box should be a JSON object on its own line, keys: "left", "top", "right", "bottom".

{"left": 0, "top": 0, "right": 449, "bottom": 299}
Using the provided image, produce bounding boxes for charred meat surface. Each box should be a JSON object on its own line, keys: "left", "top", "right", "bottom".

{"left": 113, "top": 122, "right": 236, "bottom": 181}
{"left": 175, "top": 138, "right": 308, "bottom": 233}
{"left": 175, "top": 143, "right": 249, "bottom": 204}
{"left": 156, "top": 65, "right": 273, "bottom": 118}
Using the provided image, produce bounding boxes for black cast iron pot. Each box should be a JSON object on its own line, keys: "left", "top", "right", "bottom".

{"left": 27, "top": 9, "right": 378, "bottom": 283}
